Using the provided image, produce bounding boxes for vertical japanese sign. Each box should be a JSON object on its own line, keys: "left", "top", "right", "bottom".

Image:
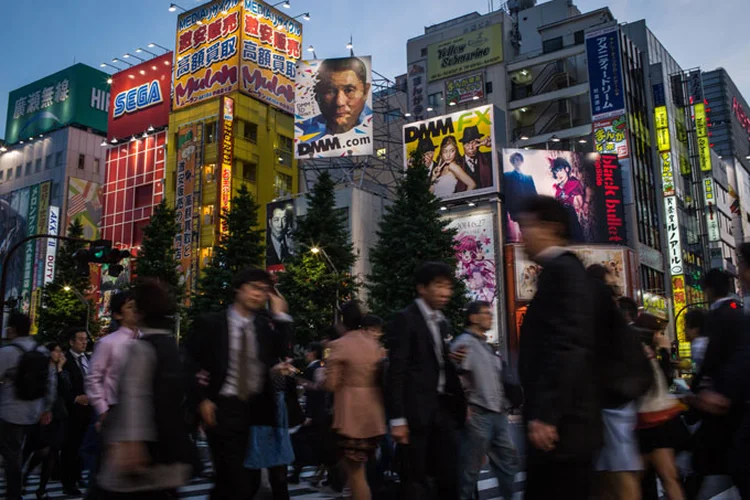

{"left": 44, "top": 206, "right": 60, "bottom": 285}
{"left": 174, "top": 0, "right": 242, "bottom": 109}
{"left": 694, "top": 103, "right": 712, "bottom": 172}
{"left": 672, "top": 274, "right": 688, "bottom": 352}
{"left": 241, "top": 0, "right": 302, "bottom": 114}
{"left": 703, "top": 178, "right": 720, "bottom": 242}
{"left": 175, "top": 125, "right": 202, "bottom": 298}
{"left": 219, "top": 96, "right": 234, "bottom": 237}
{"left": 34, "top": 182, "right": 51, "bottom": 289}
{"left": 654, "top": 106, "right": 670, "bottom": 153}
{"left": 21, "top": 184, "right": 40, "bottom": 313}
{"left": 661, "top": 152, "right": 675, "bottom": 197}
{"left": 586, "top": 25, "right": 625, "bottom": 121}
{"left": 407, "top": 61, "right": 426, "bottom": 117}
{"left": 664, "top": 195, "right": 683, "bottom": 276}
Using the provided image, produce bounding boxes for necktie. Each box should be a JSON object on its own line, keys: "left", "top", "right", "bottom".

{"left": 78, "top": 356, "right": 88, "bottom": 376}
{"left": 431, "top": 313, "right": 445, "bottom": 364}
{"left": 237, "top": 323, "right": 250, "bottom": 401}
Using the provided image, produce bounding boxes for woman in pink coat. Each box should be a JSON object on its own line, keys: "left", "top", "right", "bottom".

{"left": 325, "top": 301, "right": 387, "bottom": 500}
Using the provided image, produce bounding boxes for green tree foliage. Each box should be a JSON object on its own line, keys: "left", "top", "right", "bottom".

{"left": 135, "top": 200, "right": 181, "bottom": 294}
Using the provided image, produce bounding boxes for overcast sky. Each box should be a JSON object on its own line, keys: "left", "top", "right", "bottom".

{"left": 1, "top": 0, "right": 748, "bottom": 138}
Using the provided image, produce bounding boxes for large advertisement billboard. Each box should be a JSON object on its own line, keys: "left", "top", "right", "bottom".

{"left": 585, "top": 26, "right": 625, "bottom": 121}
{"left": 266, "top": 198, "right": 296, "bottom": 272}
{"left": 108, "top": 52, "right": 173, "bottom": 140}
{"left": 403, "top": 104, "right": 498, "bottom": 201}
{"left": 295, "top": 56, "right": 374, "bottom": 159}
{"left": 427, "top": 24, "right": 503, "bottom": 82}
{"left": 5, "top": 64, "right": 110, "bottom": 145}
{"left": 219, "top": 97, "right": 234, "bottom": 237}
{"left": 67, "top": 178, "right": 103, "bottom": 241}
{"left": 502, "top": 149, "right": 625, "bottom": 244}
{"left": 175, "top": 125, "right": 203, "bottom": 299}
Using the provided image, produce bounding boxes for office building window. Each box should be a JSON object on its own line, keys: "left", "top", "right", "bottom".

{"left": 543, "top": 36, "right": 563, "bottom": 53}
{"left": 274, "top": 172, "right": 293, "bottom": 196}
{"left": 240, "top": 161, "right": 257, "bottom": 183}
{"left": 203, "top": 205, "right": 215, "bottom": 226}
{"left": 78, "top": 154, "right": 85, "bottom": 170}
{"left": 278, "top": 134, "right": 293, "bottom": 152}
{"left": 427, "top": 92, "right": 442, "bottom": 108}
{"left": 55, "top": 152, "right": 64, "bottom": 167}
{"left": 35, "top": 159, "right": 42, "bottom": 173}
{"left": 135, "top": 184, "right": 153, "bottom": 208}
{"left": 16, "top": 165, "right": 22, "bottom": 178}
{"left": 240, "top": 121, "right": 258, "bottom": 143}
{"left": 206, "top": 121, "right": 218, "bottom": 144}
{"left": 25, "top": 163, "right": 31, "bottom": 176}
{"left": 93, "top": 158, "right": 100, "bottom": 174}
{"left": 574, "top": 30, "right": 584, "bottom": 45}
{"left": 45, "top": 154, "right": 52, "bottom": 170}
{"left": 204, "top": 164, "right": 216, "bottom": 183}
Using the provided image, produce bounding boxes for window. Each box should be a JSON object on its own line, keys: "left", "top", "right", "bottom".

{"left": 278, "top": 134, "right": 293, "bottom": 152}
{"left": 427, "top": 92, "right": 442, "bottom": 108}
{"left": 93, "top": 158, "right": 100, "bottom": 174}
{"left": 45, "top": 154, "right": 52, "bottom": 170}
{"left": 134, "top": 184, "right": 153, "bottom": 208}
{"left": 206, "top": 121, "right": 218, "bottom": 144}
{"left": 25, "top": 163, "right": 31, "bottom": 176}
{"left": 274, "top": 172, "right": 293, "bottom": 196}
{"left": 203, "top": 205, "right": 215, "bottom": 226}
{"left": 574, "top": 30, "right": 584, "bottom": 45}
{"left": 485, "top": 81, "right": 493, "bottom": 95}
{"left": 55, "top": 152, "right": 63, "bottom": 167}
{"left": 542, "top": 36, "right": 563, "bottom": 53}
{"left": 420, "top": 47, "right": 427, "bottom": 57}
{"left": 15, "top": 165, "right": 22, "bottom": 178}
{"left": 241, "top": 161, "right": 257, "bottom": 183}
{"left": 204, "top": 164, "right": 216, "bottom": 184}
{"left": 35, "top": 158, "right": 42, "bottom": 173}
{"left": 240, "top": 121, "right": 258, "bottom": 143}
{"left": 78, "top": 154, "right": 85, "bottom": 170}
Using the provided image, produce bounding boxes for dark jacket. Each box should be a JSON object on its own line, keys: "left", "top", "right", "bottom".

{"left": 503, "top": 170, "right": 538, "bottom": 221}
{"left": 464, "top": 151, "right": 493, "bottom": 189}
{"left": 185, "top": 309, "right": 292, "bottom": 427}
{"left": 52, "top": 369, "right": 71, "bottom": 421}
{"left": 63, "top": 351, "right": 93, "bottom": 422}
{"left": 385, "top": 302, "right": 466, "bottom": 430}
{"left": 303, "top": 360, "right": 328, "bottom": 426}
{"left": 519, "top": 251, "right": 602, "bottom": 463}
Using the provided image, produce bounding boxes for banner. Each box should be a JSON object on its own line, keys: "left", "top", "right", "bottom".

{"left": 403, "top": 105, "right": 498, "bottom": 201}
{"left": 34, "top": 182, "right": 51, "bottom": 289}
{"left": 427, "top": 24, "right": 503, "bottom": 82}
{"left": 175, "top": 125, "right": 203, "bottom": 298}
{"left": 703, "top": 178, "right": 720, "bottom": 242}
{"left": 44, "top": 206, "right": 60, "bottom": 285}
{"left": 586, "top": 26, "right": 625, "bottom": 121}
{"left": 664, "top": 195, "right": 683, "bottom": 275}
{"left": 447, "top": 212, "right": 498, "bottom": 343}
{"left": 67, "top": 178, "right": 103, "bottom": 240}
{"left": 407, "top": 61, "right": 427, "bottom": 117}
{"left": 694, "top": 103, "right": 712, "bottom": 172}
{"left": 592, "top": 114, "right": 628, "bottom": 158}
{"left": 219, "top": 96, "right": 234, "bottom": 236}
{"left": 445, "top": 73, "right": 485, "bottom": 106}
{"left": 502, "top": 149, "right": 626, "bottom": 244}
{"left": 295, "top": 56, "right": 373, "bottom": 159}
{"left": 21, "top": 184, "right": 40, "bottom": 313}
{"left": 266, "top": 198, "right": 296, "bottom": 272}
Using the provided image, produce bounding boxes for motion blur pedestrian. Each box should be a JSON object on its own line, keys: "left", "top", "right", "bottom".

{"left": 326, "top": 300, "right": 387, "bottom": 500}
{"left": 516, "top": 196, "right": 602, "bottom": 500}
{"left": 386, "top": 261, "right": 467, "bottom": 500}
{"left": 684, "top": 310, "right": 707, "bottom": 373}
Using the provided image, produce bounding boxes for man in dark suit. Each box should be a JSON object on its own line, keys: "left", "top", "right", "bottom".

{"left": 185, "top": 267, "right": 294, "bottom": 500}
{"left": 460, "top": 126, "right": 493, "bottom": 190}
{"left": 503, "top": 151, "right": 538, "bottom": 226}
{"left": 415, "top": 137, "right": 438, "bottom": 176}
{"left": 386, "top": 261, "right": 467, "bottom": 500}
{"left": 61, "top": 328, "right": 93, "bottom": 496}
{"left": 517, "top": 196, "right": 601, "bottom": 499}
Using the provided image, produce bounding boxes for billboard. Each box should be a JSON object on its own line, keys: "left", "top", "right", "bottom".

{"left": 447, "top": 212, "right": 498, "bottom": 343}
{"left": 427, "top": 24, "right": 503, "bottom": 82}
{"left": 20, "top": 184, "right": 41, "bottom": 313}
{"left": 34, "top": 182, "right": 51, "bottom": 289}
{"left": 266, "top": 198, "right": 296, "bottom": 272}
{"left": 108, "top": 52, "right": 173, "bottom": 140}
{"left": 592, "top": 114, "right": 628, "bottom": 158}
{"left": 295, "top": 56, "right": 374, "bottom": 159}
{"left": 240, "top": 0, "right": 302, "bottom": 113}
{"left": 67, "top": 178, "right": 103, "bottom": 240}
{"left": 5, "top": 63, "right": 110, "bottom": 145}
{"left": 44, "top": 206, "right": 61, "bottom": 285}
{"left": 502, "top": 149, "right": 626, "bottom": 244}
{"left": 585, "top": 26, "right": 625, "bottom": 121}
{"left": 219, "top": 97, "right": 234, "bottom": 236}
{"left": 445, "top": 73, "right": 485, "bottom": 106}
{"left": 175, "top": 124, "right": 203, "bottom": 299}
{"left": 403, "top": 105, "right": 498, "bottom": 201}
{"left": 694, "top": 103, "right": 712, "bottom": 172}
{"left": 664, "top": 195, "right": 683, "bottom": 275}
{"left": 174, "top": 0, "right": 242, "bottom": 109}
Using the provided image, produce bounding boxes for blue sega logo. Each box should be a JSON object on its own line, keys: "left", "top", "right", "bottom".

{"left": 113, "top": 80, "right": 163, "bottom": 118}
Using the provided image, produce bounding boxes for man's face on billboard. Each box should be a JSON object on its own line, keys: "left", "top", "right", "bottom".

{"left": 422, "top": 150, "right": 435, "bottom": 166}
{"left": 317, "top": 70, "right": 370, "bottom": 134}
{"left": 270, "top": 209, "right": 285, "bottom": 237}
{"left": 464, "top": 139, "right": 480, "bottom": 158}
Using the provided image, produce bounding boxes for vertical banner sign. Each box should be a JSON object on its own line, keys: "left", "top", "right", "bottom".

{"left": 703, "top": 178, "right": 720, "bottom": 242}
{"left": 34, "top": 182, "right": 51, "bottom": 289}
{"left": 594, "top": 154, "right": 626, "bottom": 243}
{"left": 664, "top": 196, "right": 683, "bottom": 276}
{"left": 661, "top": 152, "right": 675, "bottom": 197}
{"left": 219, "top": 96, "right": 234, "bottom": 237}
{"left": 586, "top": 26, "right": 626, "bottom": 121}
{"left": 44, "top": 206, "right": 60, "bottom": 285}
{"left": 407, "top": 61, "right": 426, "bottom": 117}
{"left": 671, "top": 274, "right": 689, "bottom": 353}
{"left": 654, "top": 106, "right": 670, "bottom": 153}
{"left": 694, "top": 103, "right": 712, "bottom": 172}
{"left": 175, "top": 125, "right": 202, "bottom": 299}
{"left": 21, "top": 184, "right": 40, "bottom": 313}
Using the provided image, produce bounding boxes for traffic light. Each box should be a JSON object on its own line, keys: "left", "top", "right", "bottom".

{"left": 71, "top": 240, "right": 131, "bottom": 277}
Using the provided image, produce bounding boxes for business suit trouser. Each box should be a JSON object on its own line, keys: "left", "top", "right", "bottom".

{"left": 206, "top": 397, "right": 253, "bottom": 500}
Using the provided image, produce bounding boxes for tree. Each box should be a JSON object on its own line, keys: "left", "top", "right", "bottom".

{"left": 135, "top": 200, "right": 181, "bottom": 294}
{"left": 189, "top": 184, "right": 265, "bottom": 321}
{"left": 367, "top": 153, "right": 467, "bottom": 329}
{"left": 278, "top": 172, "right": 358, "bottom": 346}
{"left": 37, "top": 218, "right": 100, "bottom": 343}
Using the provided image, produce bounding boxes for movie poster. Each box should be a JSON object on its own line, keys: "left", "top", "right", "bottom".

{"left": 404, "top": 104, "right": 498, "bottom": 202}
{"left": 266, "top": 198, "right": 296, "bottom": 272}
{"left": 67, "top": 178, "right": 103, "bottom": 240}
{"left": 0, "top": 190, "right": 29, "bottom": 302}
{"left": 447, "top": 212, "right": 498, "bottom": 344}
{"left": 295, "top": 56, "right": 373, "bottom": 159}
{"left": 501, "top": 149, "right": 625, "bottom": 244}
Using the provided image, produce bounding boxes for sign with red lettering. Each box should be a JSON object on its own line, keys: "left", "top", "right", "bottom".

{"left": 733, "top": 96, "right": 750, "bottom": 140}
{"left": 218, "top": 96, "right": 234, "bottom": 236}
{"left": 595, "top": 154, "right": 626, "bottom": 244}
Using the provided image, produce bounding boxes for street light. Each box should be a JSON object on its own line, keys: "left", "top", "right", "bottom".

{"left": 309, "top": 246, "right": 340, "bottom": 324}
{"left": 100, "top": 62, "right": 121, "bottom": 71}
{"left": 169, "top": 3, "right": 187, "bottom": 12}
{"left": 63, "top": 285, "right": 91, "bottom": 334}
{"left": 147, "top": 42, "right": 171, "bottom": 52}
{"left": 271, "top": 0, "right": 290, "bottom": 7}
{"left": 123, "top": 53, "right": 145, "bottom": 62}
{"left": 550, "top": 134, "right": 561, "bottom": 143}
{"left": 135, "top": 47, "right": 158, "bottom": 57}
{"left": 307, "top": 45, "right": 317, "bottom": 59}
{"left": 293, "top": 12, "right": 310, "bottom": 20}
{"left": 112, "top": 57, "right": 132, "bottom": 67}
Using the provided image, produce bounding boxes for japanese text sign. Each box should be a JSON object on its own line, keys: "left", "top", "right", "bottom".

{"left": 445, "top": 73, "right": 485, "bottom": 105}
{"left": 586, "top": 26, "right": 625, "bottom": 121}
{"left": 694, "top": 103, "right": 712, "bottom": 172}
{"left": 664, "top": 195, "right": 683, "bottom": 275}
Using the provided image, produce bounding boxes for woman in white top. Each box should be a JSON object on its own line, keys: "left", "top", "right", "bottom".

{"left": 431, "top": 135, "right": 476, "bottom": 197}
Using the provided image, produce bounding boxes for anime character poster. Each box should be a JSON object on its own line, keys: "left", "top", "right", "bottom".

{"left": 447, "top": 212, "right": 498, "bottom": 343}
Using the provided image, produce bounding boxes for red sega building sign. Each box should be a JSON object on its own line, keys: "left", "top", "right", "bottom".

{"left": 107, "top": 52, "right": 173, "bottom": 140}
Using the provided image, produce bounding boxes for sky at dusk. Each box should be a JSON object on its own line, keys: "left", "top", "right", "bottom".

{"left": 1, "top": 0, "right": 748, "bottom": 138}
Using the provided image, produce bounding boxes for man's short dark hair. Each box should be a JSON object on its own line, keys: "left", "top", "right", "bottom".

{"left": 465, "top": 301, "right": 491, "bottom": 325}
{"left": 703, "top": 268, "right": 731, "bottom": 298}
{"left": 307, "top": 341, "right": 324, "bottom": 360}
{"left": 316, "top": 57, "right": 368, "bottom": 88}
{"left": 65, "top": 327, "right": 88, "bottom": 343}
{"left": 110, "top": 290, "right": 134, "bottom": 317}
{"left": 519, "top": 195, "right": 572, "bottom": 240}
{"left": 232, "top": 267, "right": 273, "bottom": 292}
{"left": 617, "top": 297, "right": 638, "bottom": 321}
{"left": 133, "top": 279, "right": 176, "bottom": 329}
{"left": 7, "top": 311, "right": 31, "bottom": 337}
{"left": 340, "top": 300, "right": 364, "bottom": 332}
{"left": 685, "top": 309, "right": 705, "bottom": 331}
{"left": 415, "top": 261, "right": 454, "bottom": 288}
{"left": 586, "top": 264, "right": 609, "bottom": 283}
{"left": 361, "top": 314, "right": 383, "bottom": 329}
{"left": 509, "top": 152, "right": 524, "bottom": 165}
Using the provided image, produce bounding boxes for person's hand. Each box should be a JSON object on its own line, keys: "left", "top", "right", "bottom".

{"left": 449, "top": 346, "right": 468, "bottom": 365}
{"left": 696, "top": 390, "right": 731, "bottom": 415}
{"left": 269, "top": 289, "right": 289, "bottom": 315}
{"left": 303, "top": 418, "right": 312, "bottom": 427}
{"left": 271, "top": 361, "right": 295, "bottom": 377}
{"left": 528, "top": 420, "right": 558, "bottom": 452}
{"left": 111, "top": 441, "right": 150, "bottom": 473}
{"left": 40, "top": 411, "right": 52, "bottom": 426}
{"left": 57, "top": 356, "right": 66, "bottom": 371}
{"left": 391, "top": 424, "right": 409, "bottom": 445}
{"left": 199, "top": 399, "right": 217, "bottom": 428}
{"left": 74, "top": 395, "right": 89, "bottom": 406}
{"left": 96, "top": 411, "right": 108, "bottom": 432}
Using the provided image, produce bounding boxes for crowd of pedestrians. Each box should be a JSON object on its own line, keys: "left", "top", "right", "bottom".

{"left": 1, "top": 194, "right": 750, "bottom": 499}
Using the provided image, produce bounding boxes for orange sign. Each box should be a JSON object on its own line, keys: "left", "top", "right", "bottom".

{"left": 218, "top": 96, "right": 234, "bottom": 236}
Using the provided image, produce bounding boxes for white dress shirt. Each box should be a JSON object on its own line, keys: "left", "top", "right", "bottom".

{"left": 415, "top": 298, "right": 446, "bottom": 393}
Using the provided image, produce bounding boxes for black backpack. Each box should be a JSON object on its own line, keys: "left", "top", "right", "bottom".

{"left": 10, "top": 343, "right": 50, "bottom": 401}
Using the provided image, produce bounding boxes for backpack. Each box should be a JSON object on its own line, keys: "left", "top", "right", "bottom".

{"left": 10, "top": 343, "right": 50, "bottom": 401}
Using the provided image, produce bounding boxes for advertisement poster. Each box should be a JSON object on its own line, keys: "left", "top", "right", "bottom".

{"left": 295, "top": 56, "right": 374, "bottom": 158}
{"left": 44, "top": 207, "right": 61, "bottom": 285}
{"left": 592, "top": 114, "right": 628, "bottom": 158}
{"left": 34, "top": 182, "right": 51, "bottom": 289}
{"left": 175, "top": 125, "right": 203, "bottom": 298}
{"left": 108, "top": 52, "right": 173, "bottom": 140}
{"left": 0, "top": 190, "right": 29, "bottom": 301}
{"left": 502, "top": 149, "right": 626, "bottom": 244}
{"left": 21, "top": 184, "right": 41, "bottom": 313}
{"left": 67, "top": 178, "right": 103, "bottom": 240}
{"left": 447, "top": 212, "right": 498, "bottom": 343}
{"left": 174, "top": 0, "right": 243, "bottom": 109}
{"left": 266, "top": 198, "right": 296, "bottom": 272}
{"left": 427, "top": 24, "right": 503, "bottom": 82}
{"left": 219, "top": 96, "right": 234, "bottom": 236}
{"left": 585, "top": 25, "right": 625, "bottom": 121}
{"left": 404, "top": 104, "right": 498, "bottom": 201}
{"left": 241, "top": 0, "right": 302, "bottom": 113}
{"left": 445, "top": 73, "right": 485, "bottom": 106}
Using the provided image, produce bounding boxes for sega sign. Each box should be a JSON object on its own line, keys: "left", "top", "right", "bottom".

{"left": 107, "top": 52, "right": 173, "bottom": 140}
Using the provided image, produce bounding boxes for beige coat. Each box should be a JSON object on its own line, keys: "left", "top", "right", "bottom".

{"left": 325, "top": 330, "right": 387, "bottom": 439}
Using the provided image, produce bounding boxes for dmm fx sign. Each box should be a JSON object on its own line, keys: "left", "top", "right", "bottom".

{"left": 112, "top": 80, "right": 164, "bottom": 118}
{"left": 218, "top": 96, "right": 234, "bottom": 236}
{"left": 403, "top": 106, "right": 491, "bottom": 143}
{"left": 664, "top": 195, "right": 683, "bottom": 275}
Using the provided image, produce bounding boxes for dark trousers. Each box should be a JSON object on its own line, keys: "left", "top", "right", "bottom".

{"left": 525, "top": 459, "right": 593, "bottom": 500}
{"left": 62, "top": 413, "right": 90, "bottom": 490}
{"left": 400, "top": 399, "right": 460, "bottom": 500}
{"left": 206, "top": 397, "right": 253, "bottom": 500}
{"left": 99, "top": 489, "right": 177, "bottom": 499}
{"left": 0, "top": 420, "right": 31, "bottom": 500}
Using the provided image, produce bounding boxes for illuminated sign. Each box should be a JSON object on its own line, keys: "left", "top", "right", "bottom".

{"left": 664, "top": 195, "right": 683, "bottom": 275}
{"left": 586, "top": 26, "right": 626, "bottom": 120}
{"left": 703, "top": 178, "right": 720, "bottom": 242}
{"left": 661, "top": 152, "right": 674, "bottom": 197}
{"left": 654, "top": 106, "right": 670, "bottom": 153}
{"left": 445, "top": 73, "right": 485, "bottom": 105}
{"left": 427, "top": 24, "right": 503, "bottom": 82}
{"left": 671, "top": 274, "right": 688, "bottom": 351}
{"left": 593, "top": 114, "right": 629, "bottom": 158}
{"left": 733, "top": 96, "right": 750, "bottom": 139}
{"left": 44, "top": 206, "right": 60, "bottom": 285}
{"left": 694, "top": 103, "right": 712, "bottom": 172}
{"left": 219, "top": 96, "right": 234, "bottom": 236}
{"left": 113, "top": 80, "right": 164, "bottom": 118}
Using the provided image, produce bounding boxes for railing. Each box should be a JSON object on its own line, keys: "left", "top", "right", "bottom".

{"left": 532, "top": 60, "right": 567, "bottom": 96}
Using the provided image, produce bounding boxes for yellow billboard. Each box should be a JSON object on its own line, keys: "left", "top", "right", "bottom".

{"left": 427, "top": 24, "right": 503, "bottom": 82}
{"left": 694, "top": 103, "right": 712, "bottom": 172}
{"left": 654, "top": 106, "right": 670, "bottom": 153}
{"left": 671, "top": 274, "right": 690, "bottom": 357}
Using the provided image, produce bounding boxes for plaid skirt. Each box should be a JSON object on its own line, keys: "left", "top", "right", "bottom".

{"left": 336, "top": 434, "right": 382, "bottom": 463}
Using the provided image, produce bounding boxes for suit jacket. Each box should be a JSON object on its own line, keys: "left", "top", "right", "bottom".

{"left": 503, "top": 170, "right": 538, "bottom": 221}
{"left": 64, "top": 351, "right": 93, "bottom": 422}
{"left": 464, "top": 152, "right": 493, "bottom": 189}
{"left": 185, "top": 309, "right": 292, "bottom": 427}
{"left": 385, "top": 302, "right": 466, "bottom": 430}
{"left": 519, "top": 251, "right": 601, "bottom": 463}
